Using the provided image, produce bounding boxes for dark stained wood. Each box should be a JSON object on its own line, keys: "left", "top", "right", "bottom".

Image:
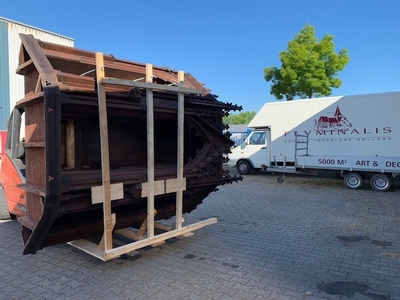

{"left": 14, "top": 34, "right": 243, "bottom": 255}
{"left": 18, "top": 34, "right": 59, "bottom": 88}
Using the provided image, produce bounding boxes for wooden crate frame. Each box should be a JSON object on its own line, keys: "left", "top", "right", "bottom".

{"left": 68, "top": 53, "right": 217, "bottom": 261}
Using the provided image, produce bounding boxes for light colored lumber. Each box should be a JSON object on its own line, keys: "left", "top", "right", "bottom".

{"left": 140, "top": 178, "right": 187, "bottom": 197}
{"left": 176, "top": 70, "right": 184, "bottom": 229}
{"left": 175, "top": 232, "right": 194, "bottom": 239}
{"left": 115, "top": 227, "right": 142, "bottom": 241}
{"left": 146, "top": 63, "right": 155, "bottom": 239}
{"left": 101, "top": 77, "right": 203, "bottom": 94}
{"left": 154, "top": 219, "right": 194, "bottom": 238}
{"left": 154, "top": 221, "right": 175, "bottom": 232}
{"left": 98, "top": 213, "right": 116, "bottom": 250}
{"left": 96, "top": 52, "right": 113, "bottom": 251}
{"left": 65, "top": 119, "right": 75, "bottom": 168}
{"left": 68, "top": 239, "right": 108, "bottom": 261}
{"left": 166, "top": 178, "right": 187, "bottom": 193}
{"left": 135, "top": 208, "right": 156, "bottom": 238}
{"left": 91, "top": 183, "right": 123, "bottom": 204}
{"left": 141, "top": 180, "right": 164, "bottom": 197}
{"left": 104, "top": 218, "right": 217, "bottom": 261}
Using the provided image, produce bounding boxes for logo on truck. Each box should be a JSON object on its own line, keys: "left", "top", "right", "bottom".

{"left": 285, "top": 105, "right": 392, "bottom": 140}
{"left": 311, "top": 105, "right": 391, "bottom": 137}
{"left": 315, "top": 106, "right": 352, "bottom": 131}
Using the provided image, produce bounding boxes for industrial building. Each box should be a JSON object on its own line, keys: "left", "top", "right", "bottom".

{"left": 0, "top": 17, "right": 74, "bottom": 156}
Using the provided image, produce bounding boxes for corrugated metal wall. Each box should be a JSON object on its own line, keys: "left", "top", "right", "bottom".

{"left": 0, "top": 17, "right": 74, "bottom": 132}
{"left": 0, "top": 20, "right": 10, "bottom": 131}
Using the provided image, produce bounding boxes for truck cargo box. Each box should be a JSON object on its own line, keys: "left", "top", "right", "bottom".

{"left": 228, "top": 92, "right": 400, "bottom": 191}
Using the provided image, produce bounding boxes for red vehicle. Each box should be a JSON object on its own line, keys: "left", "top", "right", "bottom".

{"left": 0, "top": 111, "right": 26, "bottom": 219}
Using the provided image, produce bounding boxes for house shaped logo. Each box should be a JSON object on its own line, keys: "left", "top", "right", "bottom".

{"left": 314, "top": 106, "right": 352, "bottom": 132}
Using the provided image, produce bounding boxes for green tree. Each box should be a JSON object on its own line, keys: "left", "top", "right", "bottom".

{"left": 264, "top": 24, "right": 349, "bottom": 100}
{"left": 223, "top": 111, "right": 256, "bottom": 124}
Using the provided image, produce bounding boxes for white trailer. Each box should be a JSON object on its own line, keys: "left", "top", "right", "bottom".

{"left": 227, "top": 92, "right": 400, "bottom": 191}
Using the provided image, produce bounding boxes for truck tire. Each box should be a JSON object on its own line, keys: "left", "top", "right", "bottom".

{"left": 370, "top": 174, "right": 391, "bottom": 192}
{"left": 0, "top": 187, "right": 11, "bottom": 220}
{"left": 237, "top": 160, "right": 252, "bottom": 175}
{"left": 343, "top": 172, "right": 363, "bottom": 190}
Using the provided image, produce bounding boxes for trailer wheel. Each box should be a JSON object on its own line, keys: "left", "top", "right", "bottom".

{"left": 343, "top": 172, "right": 363, "bottom": 190}
{"left": 236, "top": 160, "right": 252, "bottom": 175}
{"left": 370, "top": 174, "right": 391, "bottom": 192}
{"left": 277, "top": 176, "right": 284, "bottom": 183}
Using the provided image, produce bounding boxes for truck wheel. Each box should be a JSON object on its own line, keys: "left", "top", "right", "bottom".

{"left": 370, "top": 174, "right": 391, "bottom": 192}
{"left": 343, "top": 172, "right": 363, "bottom": 190}
{"left": 0, "top": 187, "right": 11, "bottom": 220}
{"left": 237, "top": 160, "right": 252, "bottom": 175}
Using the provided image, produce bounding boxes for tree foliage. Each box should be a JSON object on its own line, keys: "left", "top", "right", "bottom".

{"left": 223, "top": 111, "right": 256, "bottom": 124}
{"left": 264, "top": 24, "right": 350, "bottom": 100}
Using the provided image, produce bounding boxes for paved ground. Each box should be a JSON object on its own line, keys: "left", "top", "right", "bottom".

{"left": 0, "top": 168, "right": 399, "bottom": 300}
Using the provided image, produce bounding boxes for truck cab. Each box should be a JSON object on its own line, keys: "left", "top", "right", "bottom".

{"left": 227, "top": 129, "right": 270, "bottom": 175}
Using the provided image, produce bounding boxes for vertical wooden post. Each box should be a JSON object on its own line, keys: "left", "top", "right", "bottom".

{"left": 176, "top": 71, "right": 184, "bottom": 229}
{"left": 95, "top": 52, "right": 113, "bottom": 251}
{"left": 146, "top": 64, "right": 155, "bottom": 238}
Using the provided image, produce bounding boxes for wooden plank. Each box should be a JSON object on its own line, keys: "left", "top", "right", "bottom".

{"left": 91, "top": 183, "right": 124, "bottom": 204}
{"left": 141, "top": 180, "right": 164, "bottom": 197}
{"left": 98, "top": 213, "right": 116, "bottom": 250}
{"left": 176, "top": 71, "right": 184, "bottom": 229}
{"left": 165, "top": 178, "right": 186, "bottom": 193}
{"left": 115, "top": 210, "right": 165, "bottom": 247}
{"left": 154, "top": 221, "right": 175, "bottom": 232}
{"left": 115, "top": 227, "right": 143, "bottom": 241}
{"left": 134, "top": 179, "right": 188, "bottom": 197}
{"left": 131, "top": 210, "right": 164, "bottom": 247}
{"left": 101, "top": 77, "right": 203, "bottom": 94}
{"left": 104, "top": 218, "right": 217, "bottom": 260}
{"left": 65, "top": 119, "right": 75, "bottom": 169}
{"left": 70, "top": 217, "right": 217, "bottom": 261}
{"left": 18, "top": 34, "right": 59, "bottom": 87}
{"left": 16, "top": 36, "right": 207, "bottom": 93}
{"left": 96, "top": 52, "right": 113, "bottom": 251}
{"left": 67, "top": 239, "right": 107, "bottom": 261}
{"left": 146, "top": 64, "right": 155, "bottom": 238}
{"left": 112, "top": 228, "right": 167, "bottom": 247}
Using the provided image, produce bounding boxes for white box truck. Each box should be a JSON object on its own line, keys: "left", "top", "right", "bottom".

{"left": 227, "top": 91, "right": 400, "bottom": 191}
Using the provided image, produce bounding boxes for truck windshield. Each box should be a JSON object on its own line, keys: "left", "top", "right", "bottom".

{"left": 249, "top": 132, "right": 266, "bottom": 145}
{"left": 241, "top": 131, "right": 265, "bottom": 149}
{"left": 5, "top": 108, "right": 24, "bottom": 160}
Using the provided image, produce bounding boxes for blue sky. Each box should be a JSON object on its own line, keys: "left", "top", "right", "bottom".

{"left": 1, "top": 0, "right": 399, "bottom": 112}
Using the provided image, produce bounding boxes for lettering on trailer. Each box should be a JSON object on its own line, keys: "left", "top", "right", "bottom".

{"left": 317, "top": 158, "right": 400, "bottom": 169}
{"left": 313, "top": 127, "right": 392, "bottom": 136}
{"left": 284, "top": 104, "right": 393, "bottom": 142}
{"left": 386, "top": 161, "right": 400, "bottom": 168}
